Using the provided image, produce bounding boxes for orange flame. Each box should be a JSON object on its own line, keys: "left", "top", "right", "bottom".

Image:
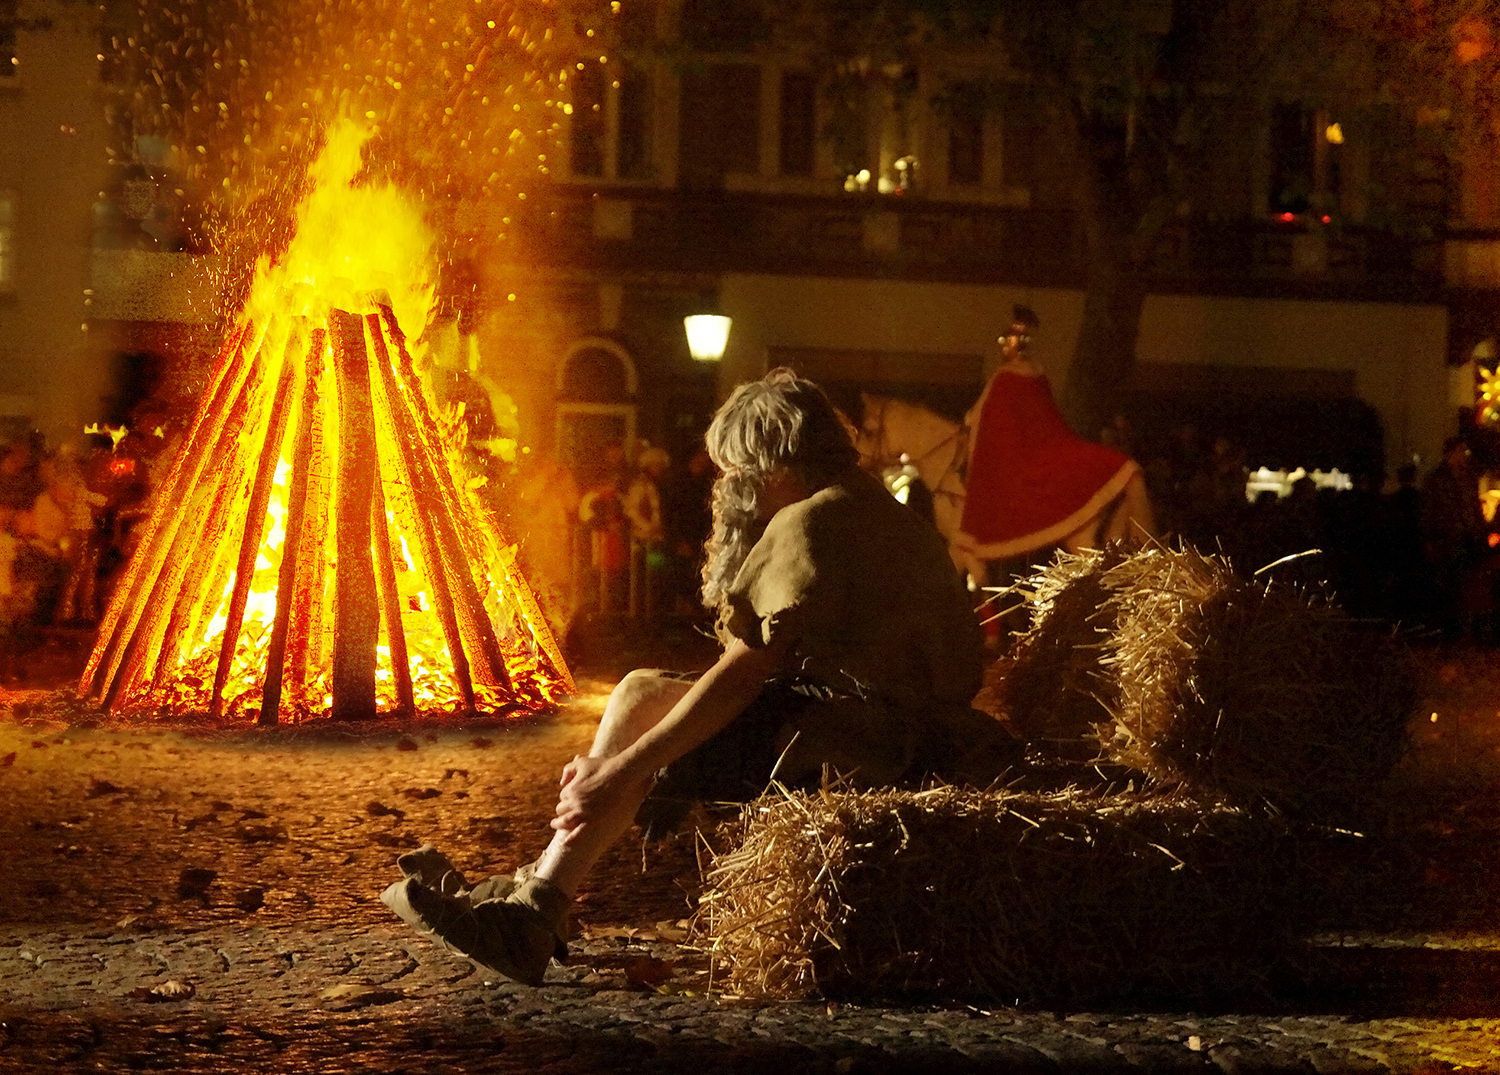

{"left": 82, "top": 122, "right": 570, "bottom": 723}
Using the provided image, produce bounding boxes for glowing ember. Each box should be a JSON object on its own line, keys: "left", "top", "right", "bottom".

{"left": 81, "top": 123, "right": 569, "bottom": 723}
{"left": 108, "top": 0, "right": 611, "bottom": 262}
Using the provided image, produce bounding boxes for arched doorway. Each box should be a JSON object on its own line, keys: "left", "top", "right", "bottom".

{"left": 555, "top": 338, "right": 639, "bottom": 622}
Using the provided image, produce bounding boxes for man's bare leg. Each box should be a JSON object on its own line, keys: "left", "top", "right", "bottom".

{"left": 533, "top": 670, "right": 692, "bottom": 896}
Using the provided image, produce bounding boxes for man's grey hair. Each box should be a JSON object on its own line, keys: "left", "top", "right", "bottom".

{"left": 699, "top": 368, "right": 858, "bottom": 618}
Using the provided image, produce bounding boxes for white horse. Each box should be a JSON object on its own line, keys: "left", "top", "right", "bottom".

{"left": 855, "top": 392, "right": 1155, "bottom": 581}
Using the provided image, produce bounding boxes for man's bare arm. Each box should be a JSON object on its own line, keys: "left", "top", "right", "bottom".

{"left": 551, "top": 634, "right": 790, "bottom": 838}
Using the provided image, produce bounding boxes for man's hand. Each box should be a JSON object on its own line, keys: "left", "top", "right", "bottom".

{"left": 551, "top": 753, "right": 646, "bottom": 841}
{"left": 546, "top": 637, "right": 789, "bottom": 848}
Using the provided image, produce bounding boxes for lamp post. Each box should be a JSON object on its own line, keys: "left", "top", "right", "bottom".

{"left": 683, "top": 313, "right": 732, "bottom": 362}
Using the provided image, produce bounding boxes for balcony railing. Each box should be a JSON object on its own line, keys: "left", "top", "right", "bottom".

{"left": 516, "top": 186, "right": 1446, "bottom": 300}
{"left": 85, "top": 186, "right": 1454, "bottom": 322}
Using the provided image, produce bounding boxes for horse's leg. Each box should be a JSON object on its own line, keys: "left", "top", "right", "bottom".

{"left": 1063, "top": 470, "right": 1158, "bottom": 553}
{"left": 1093, "top": 472, "right": 1156, "bottom": 548}
{"left": 1117, "top": 471, "right": 1157, "bottom": 545}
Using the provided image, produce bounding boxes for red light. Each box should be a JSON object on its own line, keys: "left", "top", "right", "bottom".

{"left": 1279, "top": 212, "right": 1296, "bottom": 222}
{"left": 1322, "top": 215, "right": 1331, "bottom": 224}
{"left": 1490, "top": 533, "right": 1499, "bottom": 548}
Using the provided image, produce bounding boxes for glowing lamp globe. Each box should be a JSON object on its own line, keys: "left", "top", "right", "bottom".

{"left": 684, "top": 314, "right": 732, "bottom": 362}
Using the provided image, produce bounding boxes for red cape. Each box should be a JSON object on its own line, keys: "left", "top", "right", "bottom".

{"left": 957, "top": 367, "right": 1137, "bottom": 559}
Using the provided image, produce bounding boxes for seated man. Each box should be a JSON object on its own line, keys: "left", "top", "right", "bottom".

{"left": 382, "top": 368, "right": 1018, "bottom": 986}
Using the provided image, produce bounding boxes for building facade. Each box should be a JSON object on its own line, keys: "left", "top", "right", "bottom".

{"left": 0, "top": 0, "right": 1487, "bottom": 489}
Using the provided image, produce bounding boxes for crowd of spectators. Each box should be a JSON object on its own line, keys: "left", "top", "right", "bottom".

{"left": 1128, "top": 420, "right": 1500, "bottom": 643}
{"left": 0, "top": 423, "right": 164, "bottom": 685}
{"left": 568, "top": 440, "right": 717, "bottom": 631}
{"left": 3, "top": 401, "right": 1495, "bottom": 692}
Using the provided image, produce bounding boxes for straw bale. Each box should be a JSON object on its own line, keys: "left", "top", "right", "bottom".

{"left": 987, "top": 545, "right": 1415, "bottom": 819}
{"left": 997, "top": 547, "right": 1127, "bottom": 751}
{"left": 698, "top": 785, "right": 1308, "bottom": 1004}
{"left": 1093, "top": 547, "right": 1415, "bottom": 820}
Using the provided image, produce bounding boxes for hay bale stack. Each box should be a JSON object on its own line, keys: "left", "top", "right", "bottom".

{"left": 989, "top": 545, "right": 1414, "bottom": 819}
{"left": 1094, "top": 546, "right": 1415, "bottom": 820}
{"left": 997, "top": 546, "right": 1126, "bottom": 751}
{"left": 698, "top": 785, "right": 1307, "bottom": 1004}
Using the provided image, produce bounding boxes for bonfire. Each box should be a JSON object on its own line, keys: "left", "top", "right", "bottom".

{"left": 80, "top": 124, "right": 569, "bottom": 725}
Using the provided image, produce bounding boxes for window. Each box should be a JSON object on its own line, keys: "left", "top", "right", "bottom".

{"left": 561, "top": 345, "right": 632, "bottom": 402}
{"left": 1000, "top": 86, "right": 1037, "bottom": 191}
{"left": 569, "top": 59, "right": 654, "bottom": 182}
{"left": 571, "top": 64, "right": 608, "bottom": 178}
{"left": 617, "top": 61, "right": 652, "bottom": 180}
{"left": 947, "top": 84, "right": 984, "bottom": 187}
{"left": 678, "top": 63, "right": 761, "bottom": 189}
{"left": 1270, "top": 103, "right": 1315, "bottom": 215}
{"left": 778, "top": 71, "right": 816, "bottom": 178}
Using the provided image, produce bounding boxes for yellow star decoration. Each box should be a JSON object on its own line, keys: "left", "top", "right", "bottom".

{"left": 1479, "top": 362, "right": 1500, "bottom": 425}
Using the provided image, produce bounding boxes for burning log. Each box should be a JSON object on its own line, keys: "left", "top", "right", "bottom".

{"left": 80, "top": 297, "right": 569, "bottom": 725}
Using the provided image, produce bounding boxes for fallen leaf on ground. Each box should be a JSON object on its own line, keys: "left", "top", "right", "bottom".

{"left": 177, "top": 868, "right": 216, "bottom": 899}
{"left": 130, "top": 979, "right": 195, "bottom": 1002}
{"left": 319, "top": 981, "right": 403, "bottom": 1008}
{"left": 654, "top": 920, "right": 690, "bottom": 943}
{"left": 622, "top": 955, "right": 676, "bottom": 989}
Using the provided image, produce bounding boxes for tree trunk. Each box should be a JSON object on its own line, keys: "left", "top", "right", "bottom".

{"left": 1059, "top": 252, "right": 1149, "bottom": 442}
{"left": 1056, "top": 105, "right": 1160, "bottom": 444}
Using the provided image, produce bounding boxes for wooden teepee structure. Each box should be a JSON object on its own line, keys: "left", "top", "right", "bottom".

{"left": 80, "top": 294, "right": 569, "bottom": 724}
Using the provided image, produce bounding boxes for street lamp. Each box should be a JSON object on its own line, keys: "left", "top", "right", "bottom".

{"left": 684, "top": 313, "right": 732, "bottom": 362}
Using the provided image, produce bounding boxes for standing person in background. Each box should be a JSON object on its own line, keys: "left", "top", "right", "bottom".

{"left": 1384, "top": 462, "right": 1429, "bottom": 625}
{"left": 577, "top": 442, "right": 629, "bottom": 618}
{"left": 1422, "top": 436, "right": 1498, "bottom": 641}
{"left": 513, "top": 452, "right": 583, "bottom": 642}
{"left": 662, "top": 447, "right": 716, "bottom": 621}
{"left": 622, "top": 444, "right": 670, "bottom": 622}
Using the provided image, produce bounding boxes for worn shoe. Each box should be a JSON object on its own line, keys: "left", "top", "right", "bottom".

{"left": 396, "top": 845, "right": 531, "bottom": 903}
{"left": 396, "top": 845, "right": 468, "bottom": 897}
{"left": 380, "top": 876, "right": 567, "bottom": 987}
{"left": 466, "top": 865, "right": 529, "bottom": 904}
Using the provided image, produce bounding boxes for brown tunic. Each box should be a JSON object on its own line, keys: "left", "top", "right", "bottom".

{"left": 724, "top": 467, "right": 981, "bottom": 708}
{"left": 716, "top": 468, "right": 1004, "bottom": 786}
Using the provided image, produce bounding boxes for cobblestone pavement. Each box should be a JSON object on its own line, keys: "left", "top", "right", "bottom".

{"left": 2, "top": 632, "right": 1500, "bottom": 1073}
